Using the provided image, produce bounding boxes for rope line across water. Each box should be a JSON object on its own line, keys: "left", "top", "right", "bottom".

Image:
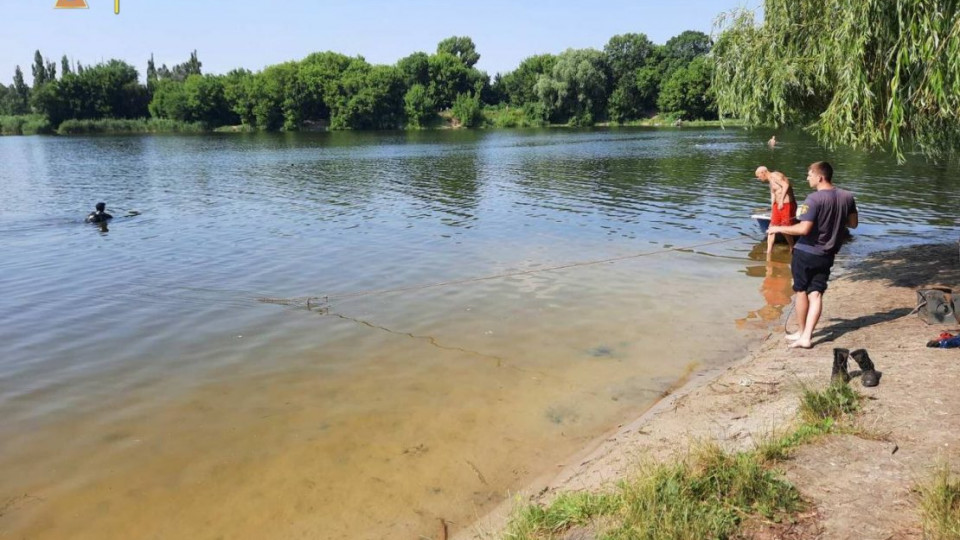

{"left": 258, "top": 234, "right": 747, "bottom": 307}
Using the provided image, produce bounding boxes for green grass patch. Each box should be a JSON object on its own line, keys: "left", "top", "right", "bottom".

{"left": 756, "top": 419, "right": 836, "bottom": 463}
{"left": 506, "top": 442, "right": 804, "bottom": 540}
{"left": 798, "top": 381, "right": 861, "bottom": 424}
{"left": 213, "top": 124, "right": 257, "bottom": 133}
{"left": 919, "top": 464, "right": 960, "bottom": 539}
{"left": 482, "top": 105, "right": 547, "bottom": 128}
{"left": 505, "top": 382, "right": 865, "bottom": 539}
{"left": 56, "top": 118, "right": 207, "bottom": 135}
{"left": 506, "top": 491, "right": 619, "bottom": 538}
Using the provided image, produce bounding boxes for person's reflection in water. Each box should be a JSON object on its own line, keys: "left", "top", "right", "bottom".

{"left": 97, "top": 221, "right": 109, "bottom": 233}
{"left": 736, "top": 248, "right": 794, "bottom": 329}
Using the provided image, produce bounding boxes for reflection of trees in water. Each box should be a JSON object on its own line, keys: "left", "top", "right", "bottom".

{"left": 508, "top": 148, "right": 726, "bottom": 238}
{"left": 399, "top": 153, "right": 481, "bottom": 227}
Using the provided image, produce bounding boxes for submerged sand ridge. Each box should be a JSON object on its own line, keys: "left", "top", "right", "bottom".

{"left": 463, "top": 242, "right": 960, "bottom": 539}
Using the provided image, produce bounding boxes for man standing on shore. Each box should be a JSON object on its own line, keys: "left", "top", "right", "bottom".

{"left": 767, "top": 161, "right": 858, "bottom": 349}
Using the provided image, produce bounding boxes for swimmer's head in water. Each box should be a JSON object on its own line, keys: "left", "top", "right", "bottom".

{"left": 96, "top": 202, "right": 106, "bottom": 212}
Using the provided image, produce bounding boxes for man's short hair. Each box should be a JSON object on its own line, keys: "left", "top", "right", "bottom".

{"left": 809, "top": 161, "right": 833, "bottom": 182}
{"left": 96, "top": 202, "right": 106, "bottom": 212}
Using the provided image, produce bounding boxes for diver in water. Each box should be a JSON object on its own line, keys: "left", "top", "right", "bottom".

{"left": 86, "top": 202, "right": 113, "bottom": 223}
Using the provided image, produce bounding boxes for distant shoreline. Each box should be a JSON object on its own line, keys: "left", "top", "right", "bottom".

{"left": 0, "top": 114, "right": 745, "bottom": 137}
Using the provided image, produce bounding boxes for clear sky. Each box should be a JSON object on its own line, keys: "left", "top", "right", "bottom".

{"left": 1, "top": 0, "right": 761, "bottom": 85}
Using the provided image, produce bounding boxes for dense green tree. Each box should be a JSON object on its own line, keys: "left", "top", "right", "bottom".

{"left": 451, "top": 91, "right": 482, "bottom": 127}
{"left": 61, "top": 56, "right": 71, "bottom": 77}
{"left": 661, "top": 31, "right": 712, "bottom": 76}
{"left": 427, "top": 52, "right": 485, "bottom": 109}
{"left": 32, "top": 51, "right": 46, "bottom": 89}
{"left": 252, "top": 61, "right": 298, "bottom": 130}
{"left": 148, "top": 79, "right": 188, "bottom": 121}
{"left": 221, "top": 68, "right": 253, "bottom": 125}
{"left": 403, "top": 83, "right": 434, "bottom": 127}
{"left": 149, "top": 74, "right": 234, "bottom": 126}
{"left": 488, "top": 72, "right": 507, "bottom": 104}
{"left": 535, "top": 48, "right": 608, "bottom": 125}
{"left": 634, "top": 63, "right": 662, "bottom": 110}
{"left": 32, "top": 60, "right": 148, "bottom": 126}
{"left": 498, "top": 54, "right": 556, "bottom": 106}
{"left": 244, "top": 73, "right": 283, "bottom": 130}
{"left": 604, "top": 34, "right": 658, "bottom": 122}
{"left": 152, "top": 51, "right": 203, "bottom": 84}
{"left": 713, "top": 1, "right": 960, "bottom": 160}
{"left": 11, "top": 66, "right": 30, "bottom": 114}
{"left": 603, "top": 33, "right": 655, "bottom": 84}
{"left": 0, "top": 85, "right": 13, "bottom": 115}
{"left": 182, "top": 75, "right": 234, "bottom": 126}
{"left": 327, "top": 63, "right": 405, "bottom": 129}
{"left": 45, "top": 61, "right": 57, "bottom": 83}
{"left": 297, "top": 51, "right": 356, "bottom": 125}
{"left": 657, "top": 55, "right": 716, "bottom": 120}
{"left": 436, "top": 36, "right": 480, "bottom": 68}
{"left": 171, "top": 50, "right": 202, "bottom": 81}
{"left": 396, "top": 52, "right": 431, "bottom": 88}
{"left": 146, "top": 54, "right": 158, "bottom": 91}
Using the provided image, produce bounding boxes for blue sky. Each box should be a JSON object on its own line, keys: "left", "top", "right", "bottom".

{"left": 1, "top": 0, "right": 760, "bottom": 85}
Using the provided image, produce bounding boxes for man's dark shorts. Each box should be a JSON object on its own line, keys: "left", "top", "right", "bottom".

{"left": 791, "top": 249, "right": 835, "bottom": 294}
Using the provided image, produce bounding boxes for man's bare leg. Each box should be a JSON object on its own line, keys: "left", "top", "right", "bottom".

{"left": 786, "top": 290, "right": 808, "bottom": 341}
{"left": 785, "top": 234, "right": 795, "bottom": 254}
{"left": 766, "top": 232, "right": 776, "bottom": 261}
{"left": 789, "top": 291, "right": 822, "bottom": 349}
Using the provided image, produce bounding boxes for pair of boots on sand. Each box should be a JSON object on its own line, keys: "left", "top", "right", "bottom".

{"left": 831, "top": 348, "right": 881, "bottom": 387}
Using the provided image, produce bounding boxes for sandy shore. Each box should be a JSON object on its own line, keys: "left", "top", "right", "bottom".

{"left": 458, "top": 241, "right": 960, "bottom": 539}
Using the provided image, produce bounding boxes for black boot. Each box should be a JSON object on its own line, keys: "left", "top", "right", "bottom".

{"left": 831, "top": 348, "right": 851, "bottom": 383}
{"left": 850, "top": 349, "right": 881, "bottom": 387}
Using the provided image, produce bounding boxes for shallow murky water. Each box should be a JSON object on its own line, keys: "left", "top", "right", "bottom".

{"left": 0, "top": 129, "right": 955, "bottom": 538}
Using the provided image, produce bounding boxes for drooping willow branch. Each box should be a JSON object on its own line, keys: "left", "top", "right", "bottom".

{"left": 712, "top": 0, "right": 960, "bottom": 162}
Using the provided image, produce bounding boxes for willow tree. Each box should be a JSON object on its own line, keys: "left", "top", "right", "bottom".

{"left": 712, "top": 1, "right": 960, "bottom": 160}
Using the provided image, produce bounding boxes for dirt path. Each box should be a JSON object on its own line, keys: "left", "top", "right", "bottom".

{"left": 459, "top": 242, "right": 960, "bottom": 539}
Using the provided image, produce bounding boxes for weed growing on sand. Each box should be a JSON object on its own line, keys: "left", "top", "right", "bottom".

{"left": 756, "top": 419, "right": 835, "bottom": 462}
{"left": 504, "top": 382, "right": 864, "bottom": 540}
{"left": 798, "top": 381, "right": 861, "bottom": 424}
{"left": 757, "top": 382, "right": 864, "bottom": 462}
{"left": 918, "top": 464, "right": 960, "bottom": 540}
{"left": 505, "top": 491, "right": 618, "bottom": 538}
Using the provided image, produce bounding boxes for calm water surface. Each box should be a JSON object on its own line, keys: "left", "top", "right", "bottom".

{"left": 0, "top": 129, "right": 956, "bottom": 539}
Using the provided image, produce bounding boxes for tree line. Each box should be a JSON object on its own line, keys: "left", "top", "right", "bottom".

{"left": 0, "top": 32, "right": 716, "bottom": 131}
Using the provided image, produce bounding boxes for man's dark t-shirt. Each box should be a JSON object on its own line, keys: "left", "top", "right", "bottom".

{"left": 793, "top": 188, "right": 858, "bottom": 257}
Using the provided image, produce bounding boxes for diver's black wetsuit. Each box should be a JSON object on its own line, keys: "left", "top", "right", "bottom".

{"left": 86, "top": 211, "right": 113, "bottom": 223}
{"left": 86, "top": 202, "right": 113, "bottom": 223}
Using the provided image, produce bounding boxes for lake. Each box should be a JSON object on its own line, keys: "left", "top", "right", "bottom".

{"left": 0, "top": 128, "right": 955, "bottom": 539}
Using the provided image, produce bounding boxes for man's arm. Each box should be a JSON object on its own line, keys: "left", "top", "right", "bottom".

{"left": 847, "top": 212, "right": 858, "bottom": 229}
{"left": 769, "top": 220, "right": 813, "bottom": 237}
